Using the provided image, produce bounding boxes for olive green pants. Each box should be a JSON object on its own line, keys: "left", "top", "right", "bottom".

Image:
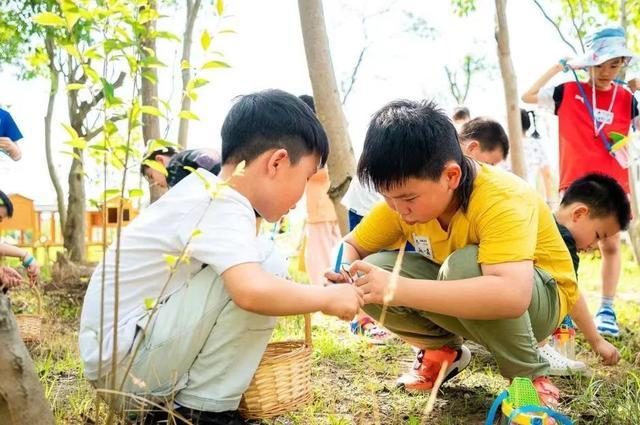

{"left": 362, "top": 245, "right": 559, "bottom": 379}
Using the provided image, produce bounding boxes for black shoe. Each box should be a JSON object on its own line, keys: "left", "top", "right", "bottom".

{"left": 174, "top": 407, "right": 247, "bottom": 425}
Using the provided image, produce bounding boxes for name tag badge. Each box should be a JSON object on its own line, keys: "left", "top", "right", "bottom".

{"left": 594, "top": 108, "right": 614, "bottom": 125}
{"left": 412, "top": 233, "right": 434, "bottom": 261}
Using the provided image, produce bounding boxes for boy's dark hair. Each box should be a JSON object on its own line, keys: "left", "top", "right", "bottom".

{"left": 459, "top": 117, "right": 510, "bottom": 158}
{"left": 298, "top": 94, "right": 315, "bottom": 113}
{"left": 0, "top": 190, "right": 14, "bottom": 217}
{"left": 561, "top": 173, "right": 631, "bottom": 230}
{"left": 140, "top": 147, "right": 177, "bottom": 174}
{"left": 358, "top": 99, "right": 475, "bottom": 211}
{"left": 452, "top": 106, "right": 470, "bottom": 121}
{"left": 222, "top": 89, "right": 329, "bottom": 166}
{"left": 520, "top": 109, "right": 540, "bottom": 138}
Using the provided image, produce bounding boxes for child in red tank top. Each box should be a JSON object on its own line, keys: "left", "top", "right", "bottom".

{"left": 522, "top": 26, "right": 639, "bottom": 342}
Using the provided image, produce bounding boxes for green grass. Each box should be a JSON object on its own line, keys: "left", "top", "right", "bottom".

{"left": 10, "top": 245, "right": 640, "bottom": 424}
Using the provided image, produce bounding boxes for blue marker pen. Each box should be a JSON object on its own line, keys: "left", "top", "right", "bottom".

{"left": 333, "top": 242, "right": 344, "bottom": 274}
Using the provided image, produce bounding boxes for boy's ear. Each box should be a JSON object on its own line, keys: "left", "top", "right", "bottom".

{"left": 571, "top": 204, "right": 589, "bottom": 222}
{"left": 154, "top": 154, "right": 169, "bottom": 166}
{"left": 461, "top": 140, "right": 479, "bottom": 155}
{"left": 443, "top": 161, "right": 462, "bottom": 190}
{"left": 266, "top": 148, "right": 289, "bottom": 176}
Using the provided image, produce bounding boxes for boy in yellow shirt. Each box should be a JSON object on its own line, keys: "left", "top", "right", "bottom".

{"left": 327, "top": 100, "right": 577, "bottom": 407}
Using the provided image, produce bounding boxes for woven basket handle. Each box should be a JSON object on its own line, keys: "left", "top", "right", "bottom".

{"left": 304, "top": 313, "right": 312, "bottom": 347}
{"left": 29, "top": 282, "right": 43, "bottom": 316}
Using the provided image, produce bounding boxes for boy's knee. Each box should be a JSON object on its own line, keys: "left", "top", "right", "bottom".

{"left": 438, "top": 245, "right": 482, "bottom": 281}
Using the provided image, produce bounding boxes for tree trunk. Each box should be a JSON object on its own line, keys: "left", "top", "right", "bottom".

{"left": 495, "top": 0, "right": 525, "bottom": 178}
{"left": 298, "top": 0, "right": 356, "bottom": 235}
{"left": 618, "top": 0, "right": 628, "bottom": 81}
{"left": 177, "top": 0, "right": 202, "bottom": 149}
{"left": 0, "top": 293, "right": 55, "bottom": 424}
{"left": 140, "top": 0, "right": 164, "bottom": 203}
{"left": 63, "top": 85, "right": 86, "bottom": 263}
{"left": 44, "top": 36, "right": 67, "bottom": 232}
{"left": 64, "top": 152, "right": 86, "bottom": 262}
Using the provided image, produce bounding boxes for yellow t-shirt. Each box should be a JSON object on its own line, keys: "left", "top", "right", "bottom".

{"left": 353, "top": 163, "right": 578, "bottom": 322}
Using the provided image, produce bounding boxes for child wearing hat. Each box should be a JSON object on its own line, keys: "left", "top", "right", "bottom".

{"left": 522, "top": 26, "right": 639, "bottom": 338}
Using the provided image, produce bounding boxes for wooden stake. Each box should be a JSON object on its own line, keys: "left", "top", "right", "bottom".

{"left": 377, "top": 240, "right": 406, "bottom": 327}
{"left": 421, "top": 360, "right": 449, "bottom": 425}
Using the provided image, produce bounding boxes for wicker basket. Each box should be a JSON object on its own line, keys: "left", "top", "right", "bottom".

{"left": 16, "top": 285, "right": 43, "bottom": 343}
{"left": 239, "top": 314, "right": 313, "bottom": 419}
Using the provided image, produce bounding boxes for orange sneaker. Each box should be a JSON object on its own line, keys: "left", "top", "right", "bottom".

{"left": 396, "top": 345, "right": 471, "bottom": 392}
{"left": 532, "top": 376, "right": 560, "bottom": 409}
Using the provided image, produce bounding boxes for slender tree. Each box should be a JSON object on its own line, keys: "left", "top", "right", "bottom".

{"left": 298, "top": 0, "right": 357, "bottom": 234}
{"left": 495, "top": 0, "right": 525, "bottom": 178}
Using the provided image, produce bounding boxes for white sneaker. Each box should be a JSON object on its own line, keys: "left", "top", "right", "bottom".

{"left": 538, "top": 343, "right": 587, "bottom": 376}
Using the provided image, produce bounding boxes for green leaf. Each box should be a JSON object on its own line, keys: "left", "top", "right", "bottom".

{"left": 218, "top": 29, "right": 236, "bottom": 35}
{"left": 164, "top": 254, "right": 177, "bottom": 266}
{"left": 104, "top": 121, "right": 118, "bottom": 136}
{"left": 141, "top": 56, "right": 166, "bottom": 68}
{"left": 155, "top": 31, "right": 180, "bottom": 42}
{"left": 142, "top": 159, "right": 168, "bottom": 176}
{"left": 216, "top": 0, "right": 224, "bottom": 16}
{"left": 201, "top": 30, "right": 211, "bottom": 51}
{"left": 144, "top": 297, "right": 155, "bottom": 310}
{"left": 191, "top": 77, "right": 209, "bottom": 89}
{"left": 201, "top": 60, "right": 230, "bottom": 70}
{"left": 178, "top": 110, "right": 199, "bottom": 120}
{"left": 82, "top": 65, "right": 100, "bottom": 83}
{"left": 186, "top": 90, "right": 198, "bottom": 101}
{"left": 181, "top": 59, "right": 190, "bottom": 70}
{"left": 140, "top": 105, "right": 165, "bottom": 118}
{"left": 100, "top": 78, "right": 116, "bottom": 104}
{"left": 191, "top": 229, "right": 202, "bottom": 238}
{"left": 65, "top": 11, "right": 81, "bottom": 29}
{"left": 60, "top": 42, "right": 81, "bottom": 59}
{"left": 129, "top": 188, "right": 144, "bottom": 198}
{"left": 65, "top": 138, "right": 87, "bottom": 149}
{"left": 141, "top": 71, "right": 157, "bottom": 84}
{"left": 104, "top": 189, "right": 121, "bottom": 198}
{"left": 66, "top": 83, "right": 85, "bottom": 91}
{"left": 61, "top": 123, "right": 79, "bottom": 140}
{"left": 32, "top": 12, "right": 67, "bottom": 27}
{"left": 148, "top": 139, "right": 179, "bottom": 150}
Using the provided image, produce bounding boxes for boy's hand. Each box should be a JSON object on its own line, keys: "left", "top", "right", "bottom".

{"left": 321, "top": 284, "right": 363, "bottom": 321}
{"left": 323, "top": 268, "right": 348, "bottom": 286}
{"left": 26, "top": 261, "right": 40, "bottom": 284}
{"left": 0, "top": 137, "right": 21, "bottom": 161}
{"left": 593, "top": 338, "right": 621, "bottom": 365}
{"left": 0, "top": 266, "right": 23, "bottom": 291}
{"left": 627, "top": 78, "right": 639, "bottom": 93}
{"left": 350, "top": 261, "right": 393, "bottom": 305}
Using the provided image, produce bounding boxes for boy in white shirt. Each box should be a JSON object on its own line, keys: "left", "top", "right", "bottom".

{"left": 79, "top": 90, "right": 363, "bottom": 424}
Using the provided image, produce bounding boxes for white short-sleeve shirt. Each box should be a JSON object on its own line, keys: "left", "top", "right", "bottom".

{"left": 79, "top": 170, "right": 274, "bottom": 379}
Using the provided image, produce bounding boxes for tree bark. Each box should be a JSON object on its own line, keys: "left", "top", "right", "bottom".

{"left": 177, "top": 0, "right": 202, "bottom": 149}
{"left": 618, "top": 0, "right": 628, "bottom": 81}
{"left": 298, "top": 0, "right": 356, "bottom": 235}
{"left": 44, "top": 35, "right": 67, "bottom": 232}
{"left": 0, "top": 293, "right": 55, "bottom": 424}
{"left": 64, "top": 80, "right": 87, "bottom": 263}
{"left": 495, "top": 0, "right": 525, "bottom": 178}
{"left": 140, "top": 0, "right": 164, "bottom": 203}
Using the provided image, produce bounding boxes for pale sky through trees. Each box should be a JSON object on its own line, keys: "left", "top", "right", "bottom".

{"left": 0, "top": 0, "right": 634, "bottom": 205}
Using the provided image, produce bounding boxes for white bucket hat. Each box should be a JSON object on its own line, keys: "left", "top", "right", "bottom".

{"left": 568, "top": 26, "right": 638, "bottom": 69}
